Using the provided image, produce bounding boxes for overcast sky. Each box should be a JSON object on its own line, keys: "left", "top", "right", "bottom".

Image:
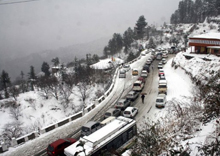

{"left": 0, "top": 0, "right": 181, "bottom": 55}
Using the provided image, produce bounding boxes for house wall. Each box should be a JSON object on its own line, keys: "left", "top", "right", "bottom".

{"left": 189, "top": 38, "right": 220, "bottom": 54}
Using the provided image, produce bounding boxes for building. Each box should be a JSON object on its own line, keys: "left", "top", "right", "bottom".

{"left": 189, "top": 32, "right": 220, "bottom": 55}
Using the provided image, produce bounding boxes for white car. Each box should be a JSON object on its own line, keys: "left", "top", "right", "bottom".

{"left": 119, "top": 70, "right": 126, "bottom": 78}
{"left": 123, "top": 107, "right": 138, "bottom": 118}
{"left": 162, "top": 58, "right": 167, "bottom": 64}
{"left": 141, "top": 70, "right": 148, "bottom": 78}
{"left": 122, "top": 64, "right": 131, "bottom": 72}
{"left": 156, "top": 94, "right": 167, "bottom": 108}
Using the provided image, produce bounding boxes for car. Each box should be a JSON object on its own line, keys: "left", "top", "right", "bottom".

{"left": 162, "top": 58, "right": 167, "bottom": 64}
{"left": 156, "top": 94, "right": 167, "bottom": 108}
{"left": 123, "top": 107, "right": 138, "bottom": 118}
{"left": 141, "top": 51, "right": 146, "bottom": 56}
{"left": 133, "top": 80, "right": 144, "bottom": 92}
{"left": 81, "top": 121, "right": 101, "bottom": 136}
{"left": 126, "top": 90, "right": 139, "bottom": 101}
{"left": 158, "top": 81, "right": 167, "bottom": 94}
{"left": 162, "top": 53, "right": 168, "bottom": 58}
{"left": 100, "top": 116, "right": 116, "bottom": 126}
{"left": 143, "top": 65, "right": 150, "bottom": 73}
{"left": 158, "top": 69, "right": 165, "bottom": 76}
{"left": 122, "top": 64, "right": 131, "bottom": 72}
{"left": 132, "top": 69, "right": 139, "bottom": 76}
{"left": 159, "top": 75, "right": 166, "bottom": 81}
{"left": 145, "top": 60, "right": 151, "bottom": 65}
{"left": 47, "top": 138, "right": 77, "bottom": 156}
{"left": 119, "top": 69, "right": 126, "bottom": 78}
{"left": 115, "top": 98, "right": 131, "bottom": 110}
{"left": 158, "top": 62, "right": 163, "bottom": 69}
{"left": 104, "top": 108, "right": 121, "bottom": 119}
{"left": 141, "top": 70, "right": 148, "bottom": 78}
{"left": 138, "top": 76, "right": 145, "bottom": 84}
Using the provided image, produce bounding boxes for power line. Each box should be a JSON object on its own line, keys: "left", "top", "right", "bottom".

{"left": 0, "top": 0, "right": 40, "bottom": 5}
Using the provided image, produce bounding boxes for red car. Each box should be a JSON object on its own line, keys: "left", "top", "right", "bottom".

{"left": 138, "top": 77, "right": 145, "bottom": 84}
{"left": 47, "top": 138, "right": 77, "bottom": 156}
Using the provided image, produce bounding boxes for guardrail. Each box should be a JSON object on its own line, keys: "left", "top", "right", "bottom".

{"left": 0, "top": 54, "right": 142, "bottom": 153}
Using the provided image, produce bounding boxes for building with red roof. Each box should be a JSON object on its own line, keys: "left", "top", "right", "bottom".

{"left": 189, "top": 32, "right": 220, "bottom": 55}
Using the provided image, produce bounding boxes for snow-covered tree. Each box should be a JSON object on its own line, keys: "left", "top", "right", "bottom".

{"left": 135, "top": 15, "right": 147, "bottom": 40}
{"left": 0, "top": 70, "right": 11, "bottom": 98}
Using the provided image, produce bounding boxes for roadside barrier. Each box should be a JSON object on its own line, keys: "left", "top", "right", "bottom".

{"left": 1, "top": 53, "right": 142, "bottom": 152}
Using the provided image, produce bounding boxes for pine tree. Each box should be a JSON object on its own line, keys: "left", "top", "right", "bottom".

{"left": 51, "top": 57, "right": 60, "bottom": 67}
{"left": 147, "top": 37, "right": 156, "bottom": 49}
{"left": 103, "top": 46, "right": 109, "bottom": 58}
{"left": 41, "top": 62, "right": 50, "bottom": 77}
{"left": 135, "top": 15, "right": 147, "bottom": 40}
{"left": 28, "top": 66, "right": 36, "bottom": 91}
{"left": 123, "top": 27, "right": 134, "bottom": 52}
{"left": 1, "top": 70, "right": 11, "bottom": 98}
{"left": 108, "top": 33, "right": 123, "bottom": 55}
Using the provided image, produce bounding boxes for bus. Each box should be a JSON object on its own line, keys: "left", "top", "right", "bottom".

{"left": 64, "top": 116, "right": 137, "bottom": 156}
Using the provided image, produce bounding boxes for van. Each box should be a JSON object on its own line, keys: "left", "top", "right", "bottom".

{"left": 81, "top": 121, "right": 101, "bottom": 136}
{"left": 100, "top": 116, "right": 116, "bottom": 126}
{"left": 156, "top": 94, "right": 167, "bottom": 108}
{"left": 133, "top": 80, "right": 144, "bottom": 92}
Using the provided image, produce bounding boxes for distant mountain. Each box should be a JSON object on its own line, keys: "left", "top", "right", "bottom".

{"left": 0, "top": 36, "right": 110, "bottom": 80}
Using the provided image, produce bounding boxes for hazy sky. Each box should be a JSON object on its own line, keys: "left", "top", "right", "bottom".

{"left": 0, "top": 0, "right": 181, "bottom": 55}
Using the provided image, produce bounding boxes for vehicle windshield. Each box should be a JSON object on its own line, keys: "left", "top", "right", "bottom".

{"left": 134, "top": 83, "right": 140, "bottom": 86}
{"left": 105, "top": 112, "right": 111, "bottom": 117}
{"left": 159, "top": 85, "right": 167, "bottom": 88}
{"left": 124, "top": 111, "right": 130, "bottom": 115}
{"left": 81, "top": 126, "right": 90, "bottom": 132}
{"left": 47, "top": 145, "right": 54, "bottom": 152}
{"left": 156, "top": 99, "right": 164, "bottom": 102}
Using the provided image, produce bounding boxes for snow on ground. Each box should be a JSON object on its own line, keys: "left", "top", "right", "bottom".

{"left": 90, "top": 57, "right": 124, "bottom": 69}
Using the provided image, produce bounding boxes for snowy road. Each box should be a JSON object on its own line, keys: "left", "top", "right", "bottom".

{"left": 3, "top": 53, "right": 194, "bottom": 156}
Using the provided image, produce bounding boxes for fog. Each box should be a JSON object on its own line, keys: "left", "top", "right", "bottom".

{"left": 0, "top": 0, "right": 181, "bottom": 80}
{"left": 0, "top": 0, "right": 181, "bottom": 56}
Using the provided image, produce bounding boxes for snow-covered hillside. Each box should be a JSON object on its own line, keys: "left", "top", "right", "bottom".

{"left": 0, "top": 20, "right": 220, "bottom": 155}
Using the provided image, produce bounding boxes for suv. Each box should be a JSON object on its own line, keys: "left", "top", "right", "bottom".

{"left": 126, "top": 90, "right": 139, "bottom": 101}
{"left": 123, "top": 107, "right": 138, "bottom": 118}
{"left": 115, "top": 98, "right": 131, "bottom": 110}
{"left": 156, "top": 94, "right": 167, "bottom": 108}
{"left": 81, "top": 121, "right": 101, "bottom": 136}
{"left": 47, "top": 138, "right": 77, "bottom": 156}
{"left": 104, "top": 108, "right": 121, "bottom": 119}
{"left": 119, "top": 69, "right": 126, "bottom": 78}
